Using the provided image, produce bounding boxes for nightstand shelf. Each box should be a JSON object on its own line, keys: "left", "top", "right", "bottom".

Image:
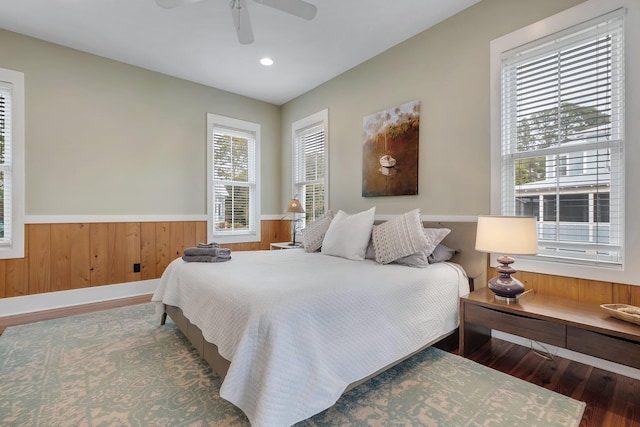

{"left": 460, "top": 287, "right": 640, "bottom": 370}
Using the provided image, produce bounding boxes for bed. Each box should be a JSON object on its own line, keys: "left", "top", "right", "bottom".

{"left": 151, "top": 217, "right": 485, "bottom": 426}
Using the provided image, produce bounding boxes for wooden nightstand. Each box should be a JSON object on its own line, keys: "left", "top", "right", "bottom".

{"left": 459, "top": 287, "right": 640, "bottom": 369}
{"left": 270, "top": 242, "right": 303, "bottom": 250}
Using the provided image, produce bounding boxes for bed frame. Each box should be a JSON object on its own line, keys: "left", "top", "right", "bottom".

{"left": 160, "top": 220, "right": 485, "bottom": 389}
{"left": 161, "top": 304, "right": 457, "bottom": 391}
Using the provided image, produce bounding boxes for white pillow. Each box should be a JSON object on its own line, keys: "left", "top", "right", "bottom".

{"left": 372, "top": 209, "right": 429, "bottom": 264}
{"left": 300, "top": 210, "right": 334, "bottom": 253}
{"left": 321, "top": 207, "right": 376, "bottom": 261}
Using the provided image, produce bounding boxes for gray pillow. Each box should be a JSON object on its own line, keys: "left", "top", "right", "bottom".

{"left": 365, "top": 225, "right": 378, "bottom": 260}
{"left": 393, "top": 228, "right": 451, "bottom": 268}
{"left": 428, "top": 244, "right": 458, "bottom": 264}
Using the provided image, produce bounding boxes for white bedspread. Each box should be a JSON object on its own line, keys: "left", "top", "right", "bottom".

{"left": 152, "top": 250, "right": 469, "bottom": 427}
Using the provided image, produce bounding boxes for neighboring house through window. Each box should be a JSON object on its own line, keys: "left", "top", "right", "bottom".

{"left": 207, "top": 114, "right": 260, "bottom": 244}
{"left": 494, "top": 6, "right": 625, "bottom": 266}
{"left": 292, "top": 109, "right": 328, "bottom": 227}
{"left": 0, "top": 67, "right": 25, "bottom": 259}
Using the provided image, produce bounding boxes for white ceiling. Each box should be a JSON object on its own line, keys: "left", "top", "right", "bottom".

{"left": 0, "top": 0, "right": 480, "bottom": 105}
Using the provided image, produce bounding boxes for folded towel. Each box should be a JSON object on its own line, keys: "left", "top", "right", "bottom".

{"left": 182, "top": 255, "right": 215, "bottom": 263}
{"left": 184, "top": 246, "right": 232, "bottom": 257}
{"left": 184, "top": 247, "right": 219, "bottom": 256}
{"left": 182, "top": 255, "right": 231, "bottom": 263}
{"left": 197, "top": 242, "right": 220, "bottom": 248}
{"left": 216, "top": 247, "right": 232, "bottom": 258}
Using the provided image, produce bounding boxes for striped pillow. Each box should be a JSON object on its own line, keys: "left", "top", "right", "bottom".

{"left": 372, "top": 209, "right": 428, "bottom": 264}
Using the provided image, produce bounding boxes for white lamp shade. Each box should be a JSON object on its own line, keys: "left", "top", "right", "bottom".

{"left": 475, "top": 215, "right": 538, "bottom": 255}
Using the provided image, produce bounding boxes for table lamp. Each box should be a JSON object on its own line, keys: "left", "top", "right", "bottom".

{"left": 284, "top": 198, "right": 305, "bottom": 246}
{"left": 475, "top": 215, "right": 538, "bottom": 302}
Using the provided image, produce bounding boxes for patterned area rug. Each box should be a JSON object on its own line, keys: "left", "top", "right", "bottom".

{"left": 0, "top": 303, "right": 585, "bottom": 426}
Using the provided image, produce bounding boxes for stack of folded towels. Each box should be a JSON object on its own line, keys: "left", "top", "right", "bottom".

{"left": 182, "top": 242, "right": 232, "bottom": 263}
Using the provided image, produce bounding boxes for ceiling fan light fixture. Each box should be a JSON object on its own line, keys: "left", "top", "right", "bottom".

{"left": 156, "top": 0, "right": 317, "bottom": 44}
{"left": 230, "top": 0, "right": 254, "bottom": 44}
{"left": 260, "top": 57, "right": 274, "bottom": 66}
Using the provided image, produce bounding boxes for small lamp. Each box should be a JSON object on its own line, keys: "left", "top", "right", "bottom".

{"left": 284, "top": 198, "right": 305, "bottom": 246}
{"left": 475, "top": 215, "right": 538, "bottom": 302}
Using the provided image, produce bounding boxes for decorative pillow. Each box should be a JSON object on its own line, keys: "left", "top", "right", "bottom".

{"left": 393, "top": 228, "right": 451, "bottom": 268}
{"left": 428, "top": 244, "right": 458, "bottom": 264}
{"left": 365, "top": 231, "right": 376, "bottom": 260}
{"left": 321, "top": 207, "right": 376, "bottom": 261}
{"left": 393, "top": 250, "right": 431, "bottom": 268}
{"left": 300, "top": 210, "right": 334, "bottom": 253}
{"left": 372, "top": 209, "right": 429, "bottom": 264}
{"left": 423, "top": 228, "right": 451, "bottom": 254}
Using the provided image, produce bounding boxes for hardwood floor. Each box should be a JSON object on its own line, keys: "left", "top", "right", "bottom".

{"left": 1, "top": 297, "right": 638, "bottom": 426}
{"left": 435, "top": 333, "right": 640, "bottom": 427}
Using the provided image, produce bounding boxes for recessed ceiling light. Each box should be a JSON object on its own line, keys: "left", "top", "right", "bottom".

{"left": 260, "top": 57, "right": 274, "bottom": 66}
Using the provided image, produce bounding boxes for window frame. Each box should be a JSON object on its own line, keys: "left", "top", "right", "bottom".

{"left": 501, "top": 11, "right": 624, "bottom": 266}
{"left": 490, "top": 0, "right": 630, "bottom": 279}
{"left": 291, "top": 109, "right": 329, "bottom": 226}
{"left": 207, "top": 113, "right": 260, "bottom": 244}
{"left": 0, "top": 67, "right": 25, "bottom": 260}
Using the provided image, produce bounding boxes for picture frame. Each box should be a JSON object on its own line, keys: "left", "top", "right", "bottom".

{"left": 362, "top": 100, "right": 420, "bottom": 197}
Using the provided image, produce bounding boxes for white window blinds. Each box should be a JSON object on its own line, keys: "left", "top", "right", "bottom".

{"left": 211, "top": 125, "right": 257, "bottom": 236}
{"left": 501, "top": 11, "right": 625, "bottom": 265}
{"left": 294, "top": 120, "right": 326, "bottom": 223}
{"left": 0, "top": 82, "right": 12, "bottom": 245}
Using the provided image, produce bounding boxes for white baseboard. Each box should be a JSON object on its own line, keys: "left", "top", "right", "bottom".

{"left": 492, "top": 330, "right": 640, "bottom": 380}
{"left": 0, "top": 279, "right": 159, "bottom": 316}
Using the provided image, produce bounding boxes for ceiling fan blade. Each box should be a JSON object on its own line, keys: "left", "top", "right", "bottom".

{"left": 254, "top": 0, "right": 317, "bottom": 20}
{"left": 155, "top": 0, "right": 202, "bottom": 9}
{"left": 230, "top": 0, "right": 254, "bottom": 44}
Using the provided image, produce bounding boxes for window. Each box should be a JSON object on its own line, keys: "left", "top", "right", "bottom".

{"left": 292, "top": 109, "right": 328, "bottom": 225}
{"left": 207, "top": 114, "right": 260, "bottom": 243}
{"left": 499, "top": 10, "right": 624, "bottom": 265}
{"left": 0, "top": 68, "right": 24, "bottom": 259}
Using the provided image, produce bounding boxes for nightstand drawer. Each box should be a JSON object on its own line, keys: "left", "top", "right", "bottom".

{"left": 567, "top": 326, "right": 640, "bottom": 369}
{"left": 464, "top": 303, "right": 566, "bottom": 347}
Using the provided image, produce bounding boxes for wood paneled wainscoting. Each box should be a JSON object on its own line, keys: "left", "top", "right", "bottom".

{"left": 0, "top": 220, "right": 290, "bottom": 299}
{"left": 487, "top": 268, "right": 640, "bottom": 306}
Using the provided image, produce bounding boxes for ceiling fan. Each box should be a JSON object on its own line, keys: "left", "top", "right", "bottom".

{"left": 155, "top": 0, "right": 317, "bottom": 45}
